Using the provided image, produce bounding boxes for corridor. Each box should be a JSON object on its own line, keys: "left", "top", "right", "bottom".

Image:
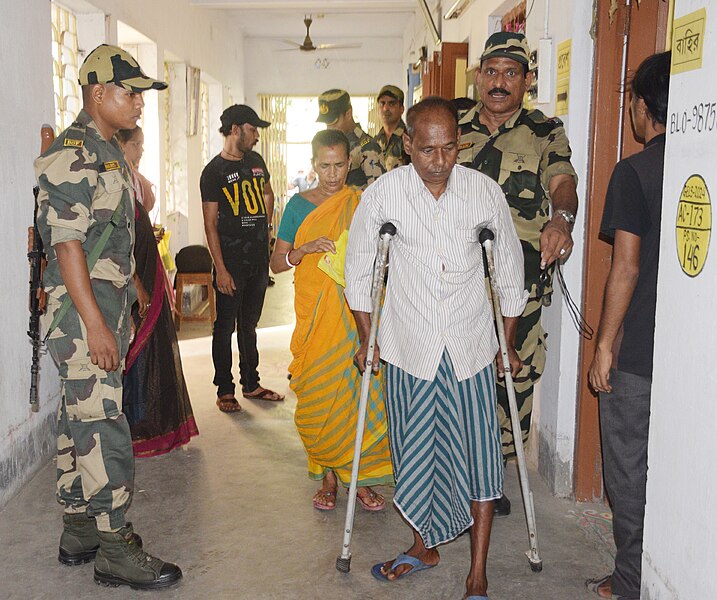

{"left": 0, "top": 273, "right": 611, "bottom": 600}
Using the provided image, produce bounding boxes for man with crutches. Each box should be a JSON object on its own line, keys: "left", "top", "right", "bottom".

{"left": 345, "top": 97, "right": 527, "bottom": 600}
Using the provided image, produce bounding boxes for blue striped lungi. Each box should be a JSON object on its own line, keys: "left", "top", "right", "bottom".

{"left": 384, "top": 351, "right": 502, "bottom": 548}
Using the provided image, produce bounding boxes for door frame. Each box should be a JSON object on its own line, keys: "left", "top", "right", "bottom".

{"left": 574, "top": 0, "right": 671, "bottom": 501}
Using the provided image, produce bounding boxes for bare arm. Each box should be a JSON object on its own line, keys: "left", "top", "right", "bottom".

{"left": 55, "top": 240, "right": 119, "bottom": 372}
{"left": 351, "top": 309, "right": 380, "bottom": 374}
{"left": 264, "top": 181, "right": 275, "bottom": 226}
{"left": 202, "top": 202, "right": 235, "bottom": 296}
{"left": 133, "top": 273, "right": 150, "bottom": 318}
{"left": 497, "top": 315, "right": 522, "bottom": 378}
{"left": 540, "top": 173, "right": 579, "bottom": 268}
{"left": 270, "top": 238, "right": 294, "bottom": 274}
{"left": 270, "top": 236, "right": 337, "bottom": 274}
{"left": 588, "top": 230, "right": 641, "bottom": 393}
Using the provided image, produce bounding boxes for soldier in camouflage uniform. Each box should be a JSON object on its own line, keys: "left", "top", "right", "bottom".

{"left": 458, "top": 32, "right": 579, "bottom": 516}
{"left": 374, "top": 85, "right": 410, "bottom": 170}
{"left": 316, "top": 89, "right": 386, "bottom": 189}
{"left": 35, "top": 44, "right": 181, "bottom": 590}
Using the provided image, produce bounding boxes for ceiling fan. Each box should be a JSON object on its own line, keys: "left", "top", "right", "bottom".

{"left": 278, "top": 16, "right": 362, "bottom": 52}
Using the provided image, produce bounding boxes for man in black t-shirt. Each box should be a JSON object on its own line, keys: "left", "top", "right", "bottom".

{"left": 200, "top": 104, "right": 284, "bottom": 413}
{"left": 587, "top": 52, "right": 670, "bottom": 600}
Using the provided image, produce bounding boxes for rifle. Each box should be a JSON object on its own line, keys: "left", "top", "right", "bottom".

{"left": 27, "top": 124, "right": 55, "bottom": 411}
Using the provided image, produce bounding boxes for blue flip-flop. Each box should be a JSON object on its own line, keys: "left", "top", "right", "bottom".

{"left": 371, "top": 553, "right": 436, "bottom": 582}
{"left": 465, "top": 596, "right": 490, "bottom": 599}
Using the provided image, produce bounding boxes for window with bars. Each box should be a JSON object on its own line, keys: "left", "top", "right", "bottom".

{"left": 200, "top": 81, "right": 210, "bottom": 166}
{"left": 51, "top": 2, "right": 80, "bottom": 133}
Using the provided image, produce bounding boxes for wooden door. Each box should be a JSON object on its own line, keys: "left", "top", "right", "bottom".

{"left": 574, "top": 0, "right": 671, "bottom": 501}
{"left": 419, "top": 43, "right": 468, "bottom": 99}
{"left": 438, "top": 42, "right": 469, "bottom": 99}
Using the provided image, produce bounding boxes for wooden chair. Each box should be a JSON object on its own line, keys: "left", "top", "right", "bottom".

{"left": 174, "top": 245, "right": 215, "bottom": 331}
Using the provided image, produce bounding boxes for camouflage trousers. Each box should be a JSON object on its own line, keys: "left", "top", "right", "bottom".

{"left": 42, "top": 281, "right": 134, "bottom": 532}
{"left": 496, "top": 295, "right": 546, "bottom": 460}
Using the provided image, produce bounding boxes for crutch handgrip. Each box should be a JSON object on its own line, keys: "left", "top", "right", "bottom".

{"left": 478, "top": 228, "right": 495, "bottom": 244}
{"left": 379, "top": 221, "right": 397, "bottom": 236}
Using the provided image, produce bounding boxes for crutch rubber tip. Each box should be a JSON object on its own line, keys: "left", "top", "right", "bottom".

{"left": 336, "top": 556, "right": 351, "bottom": 573}
{"left": 379, "top": 222, "right": 397, "bottom": 236}
{"left": 478, "top": 228, "right": 495, "bottom": 244}
{"left": 529, "top": 560, "right": 543, "bottom": 572}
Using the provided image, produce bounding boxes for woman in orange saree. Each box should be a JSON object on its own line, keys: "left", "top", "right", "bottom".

{"left": 271, "top": 130, "right": 393, "bottom": 511}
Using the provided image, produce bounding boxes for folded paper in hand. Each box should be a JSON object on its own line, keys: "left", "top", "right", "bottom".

{"left": 317, "top": 229, "right": 349, "bottom": 287}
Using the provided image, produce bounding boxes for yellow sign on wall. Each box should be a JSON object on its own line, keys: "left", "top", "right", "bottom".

{"left": 555, "top": 39, "right": 571, "bottom": 116}
{"left": 671, "top": 8, "right": 706, "bottom": 75}
{"left": 675, "top": 174, "right": 712, "bottom": 277}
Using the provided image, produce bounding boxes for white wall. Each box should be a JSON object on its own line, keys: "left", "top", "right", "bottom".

{"left": 642, "top": 0, "right": 717, "bottom": 597}
{"left": 402, "top": 0, "right": 595, "bottom": 496}
{"left": 243, "top": 36, "right": 405, "bottom": 108}
{"left": 526, "top": 1, "right": 594, "bottom": 497}
{"left": 0, "top": 0, "right": 61, "bottom": 508}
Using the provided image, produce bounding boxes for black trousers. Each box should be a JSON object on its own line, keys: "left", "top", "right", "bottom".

{"left": 212, "top": 263, "right": 268, "bottom": 396}
{"left": 599, "top": 368, "right": 652, "bottom": 599}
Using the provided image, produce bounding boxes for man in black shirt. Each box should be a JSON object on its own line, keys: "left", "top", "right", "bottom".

{"left": 201, "top": 105, "right": 284, "bottom": 412}
{"left": 587, "top": 52, "right": 670, "bottom": 600}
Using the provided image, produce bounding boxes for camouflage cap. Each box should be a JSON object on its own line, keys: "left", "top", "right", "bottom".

{"left": 317, "top": 89, "right": 351, "bottom": 124}
{"left": 377, "top": 85, "right": 404, "bottom": 105}
{"left": 480, "top": 31, "right": 530, "bottom": 66}
{"left": 79, "top": 44, "right": 168, "bottom": 92}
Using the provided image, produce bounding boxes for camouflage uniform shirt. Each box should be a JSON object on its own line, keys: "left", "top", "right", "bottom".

{"left": 345, "top": 124, "right": 386, "bottom": 190}
{"left": 375, "top": 119, "right": 410, "bottom": 171}
{"left": 458, "top": 102, "right": 577, "bottom": 296}
{"left": 35, "top": 109, "right": 136, "bottom": 302}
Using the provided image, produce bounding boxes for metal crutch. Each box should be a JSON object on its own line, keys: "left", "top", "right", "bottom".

{"left": 479, "top": 228, "right": 543, "bottom": 572}
{"left": 336, "top": 221, "right": 396, "bottom": 573}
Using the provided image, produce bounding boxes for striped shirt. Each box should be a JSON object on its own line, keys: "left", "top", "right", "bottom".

{"left": 345, "top": 164, "right": 527, "bottom": 381}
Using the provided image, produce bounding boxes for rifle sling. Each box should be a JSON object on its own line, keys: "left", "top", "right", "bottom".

{"left": 43, "top": 196, "right": 127, "bottom": 341}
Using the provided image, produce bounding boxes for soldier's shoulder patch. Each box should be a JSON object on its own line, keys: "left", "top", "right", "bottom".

{"left": 59, "top": 121, "right": 87, "bottom": 149}
{"left": 99, "top": 160, "right": 121, "bottom": 173}
{"left": 459, "top": 141, "right": 474, "bottom": 151}
{"left": 359, "top": 136, "right": 371, "bottom": 148}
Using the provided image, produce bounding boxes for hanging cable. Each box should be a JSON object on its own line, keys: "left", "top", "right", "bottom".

{"left": 555, "top": 263, "right": 594, "bottom": 340}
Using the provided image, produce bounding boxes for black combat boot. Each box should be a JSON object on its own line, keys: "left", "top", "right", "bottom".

{"left": 58, "top": 513, "right": 143, "bottom": 566}
{"left": 94, "top": 525, "right": 182, "bottom": 590}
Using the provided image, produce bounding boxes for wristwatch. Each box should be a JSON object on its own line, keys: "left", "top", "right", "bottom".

{"left": 554, "top": 209, "right": 576, "bottom": 229}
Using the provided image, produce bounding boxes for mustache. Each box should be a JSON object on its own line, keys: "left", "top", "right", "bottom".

{"left": 489, "top": 88, "right": 511, "bottom": 95}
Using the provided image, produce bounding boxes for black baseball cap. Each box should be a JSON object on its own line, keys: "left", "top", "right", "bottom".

{"left": 220, "top": 104, "right": 271, "bottom": 129}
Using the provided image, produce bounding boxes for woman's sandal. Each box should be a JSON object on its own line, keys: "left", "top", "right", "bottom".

{"left": 312, "top": 488, "right": 337, "bottom": 511}
{"left": 216, "top": 394, "right": 242, "bottom": 413}
{"left": 355, "top": 487, "right": 385, "bottom": 512}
